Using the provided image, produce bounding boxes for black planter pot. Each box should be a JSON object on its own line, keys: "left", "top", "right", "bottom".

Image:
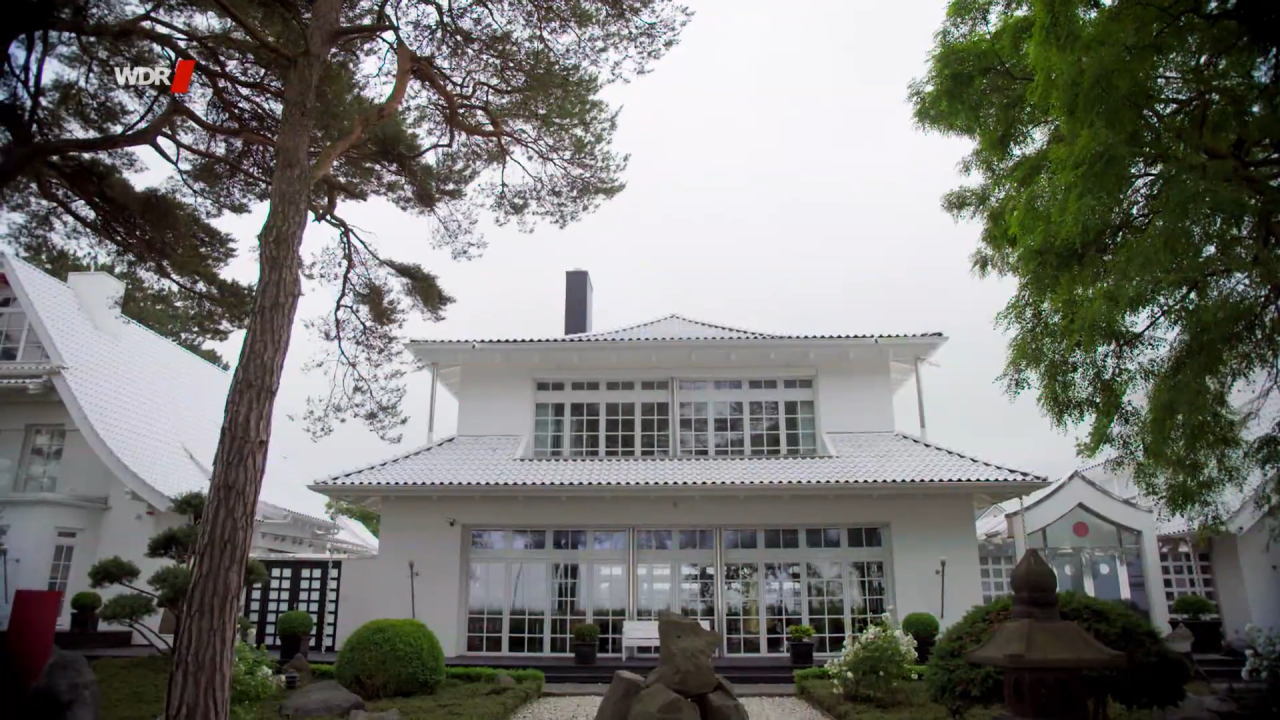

{"left": 915, "top": 638, "right": 936, "bottom": 665}
{"left": 1178, "top": 619, "right": 1224, "bottom": 654}
{"left": 70, "top": 610, "right": 99, "bottom": 633}
{"left": 789, "top": 640, "right": 815, "bottom": 667}
{"left": 572, "top": 641, "right": 598, "bottom": 666}
{"left": 278, "top": 634, "right": 311, "bottom": 662}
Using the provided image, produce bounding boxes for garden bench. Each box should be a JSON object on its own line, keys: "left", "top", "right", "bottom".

{"left": 621, "top": 619, "right": 711, "bottom": 659}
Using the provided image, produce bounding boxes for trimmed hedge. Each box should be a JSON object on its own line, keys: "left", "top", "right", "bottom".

{"left": 311, "top": 663, "right": 336, "bottom": 680}
{"left": 902, "top": 612, "right": 940, "bottom": 643}
{"left": 446, "top": 667, "right": 545, "bottom": 689}
{"left": 925, "top": 593, "right": 1190, "bottom": 718}
{"left": 336, "top": 619, "right": 446, "bottom": 699}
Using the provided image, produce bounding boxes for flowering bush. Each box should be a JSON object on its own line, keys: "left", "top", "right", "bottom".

{"left": 231, "top": 641, "right": 278, "bottom": 712}
{"left": 824, "top": 613, "right": 918, "bottom": 705}
{"left": 1241, "top": 624, "right": 1280, "bottom": 712}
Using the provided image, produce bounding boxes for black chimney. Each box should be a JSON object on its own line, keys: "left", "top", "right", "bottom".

{"left": 564, "top": 269, "right": 593, "bottom": 335}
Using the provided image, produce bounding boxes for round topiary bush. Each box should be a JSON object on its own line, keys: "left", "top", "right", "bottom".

{"left": 925, "top": 592, "right": 1190, "bottom": 718}
{"left": 277, "top": 610, "right": 314, "bottom": 638}
{"left": 902, "top": 612, "right": 940, "bottom": 643}
{"left": 71, "top": 591, "right": 103, "bottom": 613}
{"left": 336, "top": 619, "right": 446, "bottom": 699}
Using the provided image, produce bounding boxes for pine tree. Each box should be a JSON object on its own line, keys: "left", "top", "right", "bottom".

{"left": 3, "top": 2, "right": 690, "bottom": 716}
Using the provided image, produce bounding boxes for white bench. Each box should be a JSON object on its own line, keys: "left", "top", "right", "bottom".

{"left": 621, "top": 619, "right": 712, "bottom": 659}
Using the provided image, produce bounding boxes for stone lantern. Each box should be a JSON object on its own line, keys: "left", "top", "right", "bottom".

{"left": 966, "top": 549, "right": 1126, "bottom": 719}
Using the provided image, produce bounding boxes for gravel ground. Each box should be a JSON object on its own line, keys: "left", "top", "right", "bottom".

{"left": 511, "top": 695, "right": 827, "bottom": 720}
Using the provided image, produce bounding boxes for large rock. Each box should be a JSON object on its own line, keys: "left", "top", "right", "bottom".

{"left": 627, "top": 684, "right": 701, "bottom": 720}
{"left": 278, "top": 680, "right": 365, "bottom": 718}
{"left": 282, "top": 654, "right": 312, "bottom": 686}
{"left": 595, "top": 670, "right": 647, "bottom": 720}
{"left": 644, "top": 611, "right": 721, "bottom": 697}
{"left": 1165, "top": 625, "right": 1195, "bottom": 655}
{"left": 713, "top": 674, "right": 737, "bottom": 699}
{"left": 27, "top": 647, "right": 99, "bottom": 720}
{"left": 694, "top": 689, "right": 748, "bottom": 720}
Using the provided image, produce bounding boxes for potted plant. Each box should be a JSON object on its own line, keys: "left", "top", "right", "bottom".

{"left": 276, "top": 610, "right": 314, "bottom": 661}
{"left": 572, "top": 623, "right": 600, "bottom": 665}
{"left": 69, "top": 591, "right": 102, "bottom": 633}
{"left": 902, "top": 612, "right": 940, "bottom": 663}
{"left": 787, "top": 624, "right": 816, "bottom": 667}
{"left": 1172, "top": 594, "right": 1222, "bottom": 654}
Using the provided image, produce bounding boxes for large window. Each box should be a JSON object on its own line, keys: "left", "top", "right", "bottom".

{"left": 1159, "top": 540, "right": 1215, "bottom": 617}
{"left": 532, "top": 378, "right": 817, "bottom": 457}
{"left": 0, "top": 288, "right": 49, "bottom": 362}
{"left": 19, "top": 425, "right": 66, "bottom": 493}
{"left": 1026, "top": 505, "right": 1148, "bottom": 613}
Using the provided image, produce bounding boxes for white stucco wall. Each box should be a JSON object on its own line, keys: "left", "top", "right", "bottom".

{"left": 1211, "top": 535, "right": 1251, "bottom": 641}
{"left": 1236, "top": 520, "right": 1280, "bottom": 634}
{"left": 334, "top": 490, "right": 983, "bottom": 655}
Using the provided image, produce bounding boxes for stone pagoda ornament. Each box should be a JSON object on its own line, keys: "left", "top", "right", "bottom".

{"left": 966, "top": 550, "right": 1126, "bottom": 719}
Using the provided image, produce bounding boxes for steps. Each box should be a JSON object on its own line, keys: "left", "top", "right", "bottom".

{"left": 1194, "top": 654, "right": 1247, "bottom": 682}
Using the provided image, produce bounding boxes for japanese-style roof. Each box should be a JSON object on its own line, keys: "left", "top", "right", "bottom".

{"left": 409, "top": 314, "right": 945, "bottom": 345}
{"left": 312, "top": 432, "right": 1046, "bottom": 490}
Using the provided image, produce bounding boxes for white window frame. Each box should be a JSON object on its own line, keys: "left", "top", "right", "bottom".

{"left": 675, "top": 378, "right": 817, "bottom": 456}
{"left": 48, "top": 529, "right": 80, "bottom": 617}
{"left": 18, "top": 424, "right": 67, "bottom": 493}
{"left": 0, "top": 287, "right": 49, "bottom": 363}
{"left": 532, "top": 381, "right": 671, "bottom": 457}
{"left": 1159, "top": 539, "right": 1216, "bottom": 616}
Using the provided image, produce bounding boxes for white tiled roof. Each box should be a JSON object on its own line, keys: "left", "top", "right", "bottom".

{"left": 1, "top": 255, "right": 354, "bottom": 531}
{"left": 314, "top": 432, "right": 1046, "bottom": 489}
{"left": 410, "top": 314, "right": 944, "bottom": 344}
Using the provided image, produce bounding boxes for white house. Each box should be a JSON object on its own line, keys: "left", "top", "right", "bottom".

{"left": 977, "top": 461, "right": 1280, "bottom": 641}
{"left": 0, "top": 254, "right": 374, "bottom": 634}
{"left": 312, "top": 270, "right": 1048, "bottom": 660}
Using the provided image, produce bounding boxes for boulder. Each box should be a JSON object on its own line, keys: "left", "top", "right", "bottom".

{"left": 627, "top": 684, "right": 701, "bottom": 720}
{"left": 694, "top": 689, "right": 748, "bottom": 720}
{"left": 1165, "top": 625, "right": 1194, "bottom": 655}
{"left": 278, "top": 680, "right": 365, "bottom": 718}
{"left": 644, "top": 612, "right": 720, "bottom": 697}
{"left": 282, "top": 654, "right": 313, "bottom": 686}
{"left": 349, "top": 710, "right": 402, "bottom": 720}
{"left": 595, "top": 670, "right": 647, "bottom": 720}
{"left": 495, "top": 673, "right": 517, "bottom": 687}
{"left": 27, "top": 647, "right": 99, "bottom": 720}
{"left": 713, "top": 674, "right": 738, "bottom": 699}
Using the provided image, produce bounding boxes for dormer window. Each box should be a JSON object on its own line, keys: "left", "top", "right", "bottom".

{"left": 0, "top": 288, "right": 49, "bottom": 362}
{"left": 531, "top": 378, "right": 817, "bottom": 457}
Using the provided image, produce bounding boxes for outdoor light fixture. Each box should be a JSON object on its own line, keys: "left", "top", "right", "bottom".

{"left": 284, "top": 670, "right": 299, "bottom": 690}
{"left": 936, "top": 556, "right": 948, "bottom": 619}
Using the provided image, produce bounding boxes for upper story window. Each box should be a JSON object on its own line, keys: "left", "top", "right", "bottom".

{"left": 531, "top": 378, "right": 817, "bottom": 458}
{"left": 0, "top": 288, "right": 49, "bottom": 362}
{"left": 19, "top": 425, "right": 66, "bottom": 492}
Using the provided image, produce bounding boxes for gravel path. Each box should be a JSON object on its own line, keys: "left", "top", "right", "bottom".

{"left": 511, "top": 695, "right": 827, "bottom": 720}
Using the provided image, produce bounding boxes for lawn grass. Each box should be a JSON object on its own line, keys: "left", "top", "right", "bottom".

{"left": 93, "top": 656, "right": 539, "bottom": 720}
{"left": 796, "top": 678, "right": 1001, "bottom": 720}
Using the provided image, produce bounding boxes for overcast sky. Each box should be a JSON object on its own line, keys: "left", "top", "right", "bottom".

{"left": 208, "top": 0, "right": 1086, "bottom": 516}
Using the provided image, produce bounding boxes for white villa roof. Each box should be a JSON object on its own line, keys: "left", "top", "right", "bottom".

{"left": 313, "top": 432, "right": 1046, "bottom": 490}
{"left": 409, "top": 314, "right": 944, "bottom": 345}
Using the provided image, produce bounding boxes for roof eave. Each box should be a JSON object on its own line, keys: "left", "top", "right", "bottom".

{"left": 309, "top": 478, "right": 1047, "bottom": 498}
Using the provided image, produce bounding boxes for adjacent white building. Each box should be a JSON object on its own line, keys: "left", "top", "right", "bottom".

{"left": 0, "top": 255, "right": 374, "bottom": 634}
{"left": 313, "top": 270, "right": 1049, "bottom": 659}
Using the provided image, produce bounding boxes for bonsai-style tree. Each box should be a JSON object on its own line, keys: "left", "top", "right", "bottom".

{"left": 87, "top": 491, "right": 267, "bottom": 652}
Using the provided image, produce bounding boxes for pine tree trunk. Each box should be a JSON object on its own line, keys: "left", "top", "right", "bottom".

{"left": 163, "top": 2, "right": 342, "bottom": 717}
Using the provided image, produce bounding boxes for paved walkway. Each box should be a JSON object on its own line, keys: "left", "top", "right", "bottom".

{"left": 541, "top": 682, "right": 794, "bottom": 697}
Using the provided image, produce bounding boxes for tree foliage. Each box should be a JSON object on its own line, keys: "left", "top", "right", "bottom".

{"left": 910, "top": 0, "right": 1280, "bottom": 528}
{"left": 86, "top": 491, "right": 266, "bottom": 653}
{"left": 326, "top": 497, "right": 380, "bottom": 538}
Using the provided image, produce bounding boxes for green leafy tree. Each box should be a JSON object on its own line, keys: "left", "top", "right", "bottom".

{"left": 4, "top": 2, "right": 689, "bottom": 716}
{"left": 86, "top": 491, "right": 267, "bottom": 653}
{"left": 326, "top": 498, "right": 380, "bottom": 538}
{"left": 910, "top": 0, "right": 1280, "bottom": 531}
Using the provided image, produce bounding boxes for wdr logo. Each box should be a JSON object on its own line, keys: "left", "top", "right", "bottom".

{"left": 113, "top": 59, "right": 197, "bottom": 94}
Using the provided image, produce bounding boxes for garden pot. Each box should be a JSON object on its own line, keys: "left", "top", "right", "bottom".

{"left": 915, "top": 638, "right": 935, "bottom": 664}
{"left": 69, "top": 610, "right": 99, "bottom": 633}
{"left": 572, "top": 641, "right": 598, "bottom": 665}
{"left": 788, "top": 640, "right": 815, "bottom": 667}
{"left": 278, "top": 633, "right": 311, "bottom": 662}
{"left": 1178, "top": 620, "right": 1223, "bottom": 654}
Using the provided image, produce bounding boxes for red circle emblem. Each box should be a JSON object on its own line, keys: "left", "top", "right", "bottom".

{"left": 1072, "top": 521, "right": 1090, "bottom": 538}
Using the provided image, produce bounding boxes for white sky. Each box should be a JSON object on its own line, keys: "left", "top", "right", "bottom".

{"left": 206, "top": 0, "right": 1085, "bottom": 516}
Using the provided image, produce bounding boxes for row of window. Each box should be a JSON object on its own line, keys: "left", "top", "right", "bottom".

{"left": 469, "top": 527, "right": 885, "bottom": 551}
{"left": 532, "top": 379, "right": 815, "bottom": 393}
{"left": 532, "top": 400, "right": 818, "bottom": 457}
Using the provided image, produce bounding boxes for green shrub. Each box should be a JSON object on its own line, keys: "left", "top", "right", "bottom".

{"left": 444, "top": 666, "right": 546, "bottom": 690}
{"left": 230, "top": 641, "right": 277, "bottom": 706}
{"left": 311, "top": 663, "right": 336, "bottom": 680}
{"left": 902, "top": 612, "right": 939, "bottom": 643}
{"left": 276, "top": 610, "right": 314, "bottom": 638}
{"left": 788, "top": 624, "right": 816, "bottom": 642}
{"left": 336, "top": 619, "right": 446, "bottom": 699}
{"left": 1171, "top": 593, "right": 1217, "bottom": 620}
{"left": 793, "top": 667, "right": 827, "bottom": 683}
{"left": 824, "top": 614, "right": 918, "bottom": 706}
{"left": 70, "top": 591, "right": 102, "bottom": 612}
{"left": 926, "top": 593, "right": 1189, "bottom": 718}
{"left": 571, "top": 623, "right": 600, "bottom": 643}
